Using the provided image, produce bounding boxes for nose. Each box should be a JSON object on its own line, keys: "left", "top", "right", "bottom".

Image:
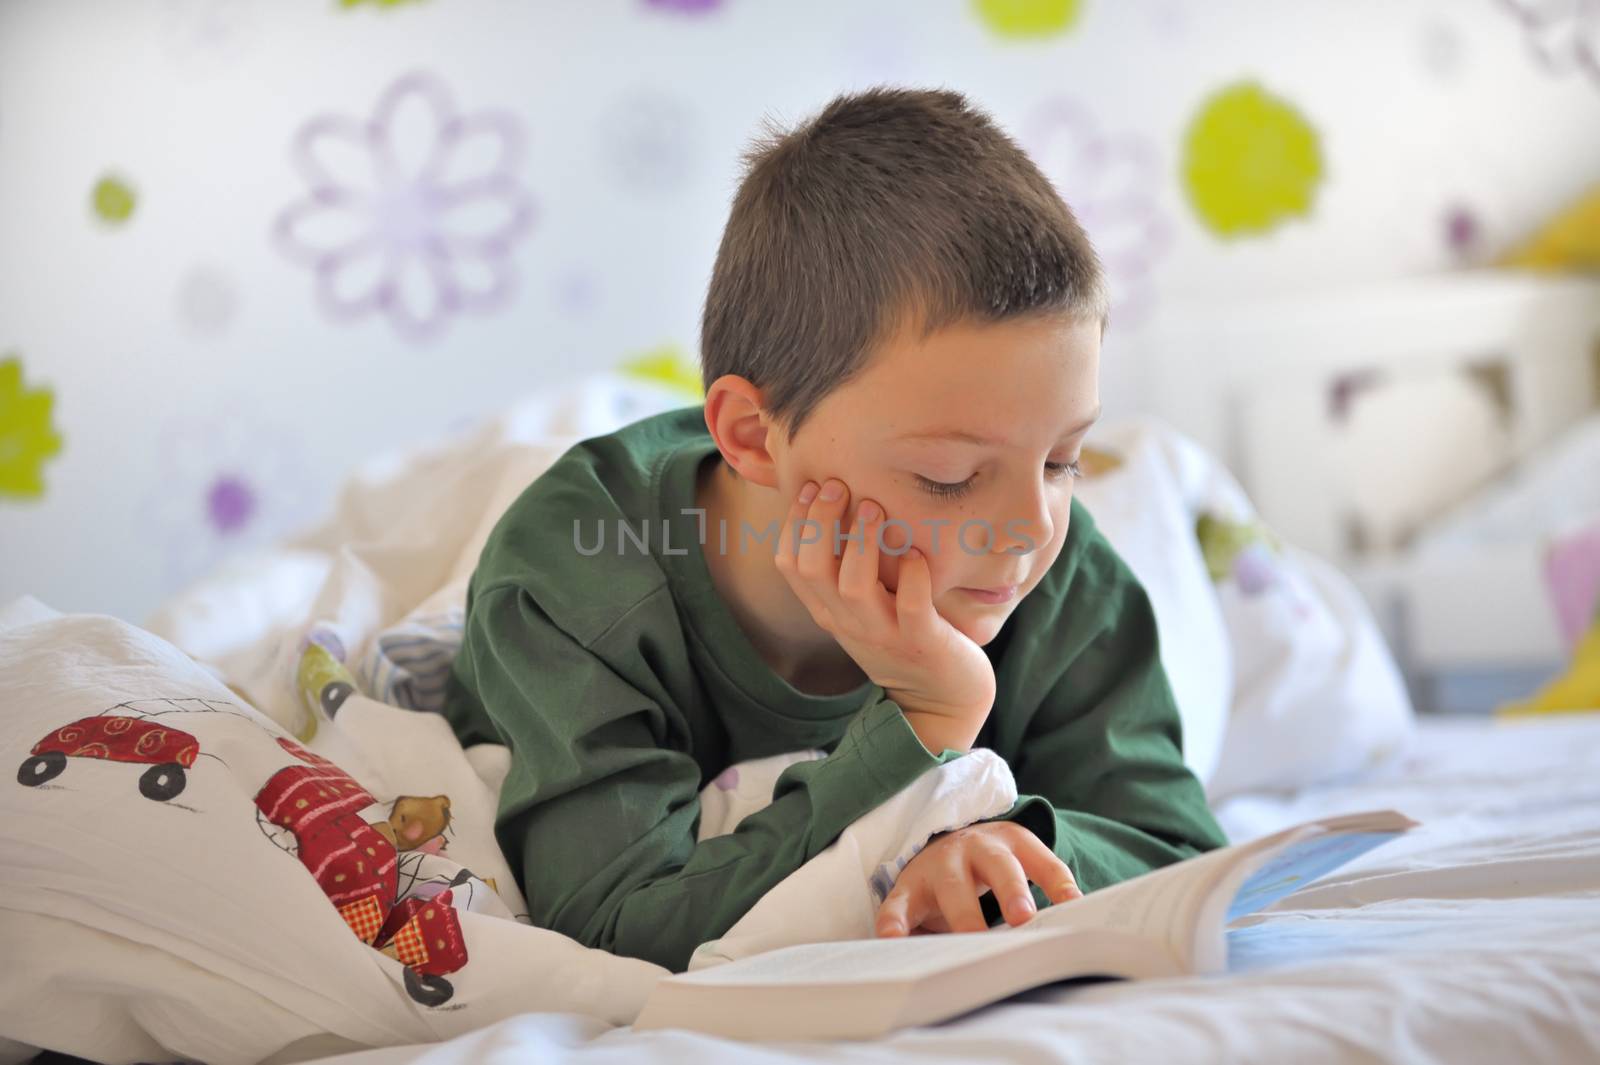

{"left": 991, "top": 478, "right": 1054, "bottom": 560}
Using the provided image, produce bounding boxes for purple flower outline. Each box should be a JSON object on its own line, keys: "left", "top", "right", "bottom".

{"left": 274, "top": 71, "right": 535, "bottom": 343}
{"left": 1499, "top": 0, "right": 1600, "bottom": 89}
{"left": 1023, "top": 99, "right": 1174, "bottom": 328}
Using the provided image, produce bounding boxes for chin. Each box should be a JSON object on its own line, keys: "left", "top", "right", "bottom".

{"left": 950, "top": 608, "right": 1009, "bottom": 647}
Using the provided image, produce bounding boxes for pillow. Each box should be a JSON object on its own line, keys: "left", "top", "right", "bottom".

{"left": 1074, "top": 419, "right": 1233, "bottom": 788}
{"left": 2, "top": 602, "right": 1026, "bottom": 1062}
{"left": 0, "top": 604, "right": 665, "bottom": 1065}
{"left": 1203, "top": 536, "right": 1417, "bottom": 798}
{"left": 1077, "top": 418, "right": 1415, "bottom": 801}
{"left": 144, "top": 371, "right": 696, "bottom": 740}
{"left": 1177, "top": 443, "right": 1415, "bottom": 800}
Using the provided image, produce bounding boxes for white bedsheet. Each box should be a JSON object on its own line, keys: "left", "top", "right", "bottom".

{"left": 305, "top": 714, "right": 1600, "bottom": 1065}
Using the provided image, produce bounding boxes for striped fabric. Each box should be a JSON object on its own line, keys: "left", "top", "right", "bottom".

{"left": 359, "top": 610, "right": 466, "bottom": 714}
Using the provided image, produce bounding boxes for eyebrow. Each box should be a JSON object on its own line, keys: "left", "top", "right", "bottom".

{"left": 897, "top": 406, "right": 1102, "bottom": 447}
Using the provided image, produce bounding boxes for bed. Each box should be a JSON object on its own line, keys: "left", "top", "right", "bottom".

{"left": 12, "top": 702, "right": 1595, "bottom": 1064}
{"left": 6, "top": 273, "right": 1600, "bottom": 1065}
{"left": 291, "top": 712, "right": 1600, "bottom": 1065}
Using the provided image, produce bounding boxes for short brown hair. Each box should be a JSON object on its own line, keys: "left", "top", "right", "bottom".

{"left": 700, "top": 86, "right": 1107, "bottom": 441}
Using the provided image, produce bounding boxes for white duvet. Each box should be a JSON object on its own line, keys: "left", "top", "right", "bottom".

{"left": 293, "top": 714, "right": 1600, "bottom": 1065}
{"left": 0, "top": 604, "right": 1019, "bottom": 1065}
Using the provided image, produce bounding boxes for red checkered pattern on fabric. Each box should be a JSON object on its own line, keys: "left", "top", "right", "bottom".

{"left": 372, "top": 890, "right": 469, "bottom": 976}
{"left": 338, "top": 895, "right": 385, "bottom": 945}
{"left": 389, "top": 916, "right": 430, "bottom": 969}
{"left": 375, "top": 894, "right": 431, "bottom": 946}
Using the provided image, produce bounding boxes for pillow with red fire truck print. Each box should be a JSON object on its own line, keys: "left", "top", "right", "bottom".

{"left": 0, "top": 607, "right": 664, "bottom": 1065}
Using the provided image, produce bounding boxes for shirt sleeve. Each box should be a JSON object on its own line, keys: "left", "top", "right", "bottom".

{"left": 442, "top": 583, "right": 959, "bottom": 973}
{"left": 972, "top": 528, "right": 1230, "bottom": 917}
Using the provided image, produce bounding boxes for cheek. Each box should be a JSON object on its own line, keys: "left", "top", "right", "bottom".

{"left": 1018, "top": 507, "right": 1072, "bottom": 590}
{"left": 874, "top": 514, "right": 980, "bottom": 596}
{"left": 873, "top": 496, "right": 1074, "bottom": 603}
{"left": 869, "top": 498, "right": 936, "bottom": 593}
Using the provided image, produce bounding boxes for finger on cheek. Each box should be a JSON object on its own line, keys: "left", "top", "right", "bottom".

{"left": 776, "top": 488, "right": 813, "bottom": 564}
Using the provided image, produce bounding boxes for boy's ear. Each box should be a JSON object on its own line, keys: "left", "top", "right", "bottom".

{"left": 704, "top": 374, "right": 782, "bottom": 490}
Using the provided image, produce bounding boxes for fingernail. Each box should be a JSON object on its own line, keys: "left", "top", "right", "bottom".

{"left": 1014, "top": 895, "right": 1036, "bottom": 916}
{"left": 819, "top": 479, "right": 843, "bottom": 501}
{"left": 879, "top": 920, "right": 903, "bottom": 936}
{"left": 798, "top": 481, "right": 818, "bottom": 504}
{"left": 858, "top": 500, "right": 880, "bottom": 522}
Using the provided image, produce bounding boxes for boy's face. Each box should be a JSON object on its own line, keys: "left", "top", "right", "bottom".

{"left": 771, "top": 312, "right": 1101, "bottom": 647}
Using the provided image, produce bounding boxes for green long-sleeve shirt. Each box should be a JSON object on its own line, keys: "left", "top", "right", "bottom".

{"left": 442, "top": 406, "right": 1227, "bottom": 973}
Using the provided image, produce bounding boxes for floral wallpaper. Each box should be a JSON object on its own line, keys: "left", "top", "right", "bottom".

{"left": 273, "top": 71, "right": 535, "bottom": 343}
{"left": 0, "top": 356, "right": 63, "bottom": 501}
{"left": 1180, "top": 81, "right": 1323, "bottom": 238}
{"left": 2, "top": 0, "right": 1598, "bottom": 621}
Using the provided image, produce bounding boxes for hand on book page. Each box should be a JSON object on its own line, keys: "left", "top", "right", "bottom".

{"left": 635, "top": 809, "right": 1420, "bottom": 1042}
{"left": 687, "top": 750, "right": 1020, "bottom": 971}
{"left": 875, "top": 820, "right": 1082, "bottom": 937}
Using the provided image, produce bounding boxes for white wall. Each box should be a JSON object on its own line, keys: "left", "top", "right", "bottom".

{"left": 3, "top": 0, "right": 1598, "bottom": 622}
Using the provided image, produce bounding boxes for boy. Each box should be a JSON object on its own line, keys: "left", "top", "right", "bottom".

{"left": 442, "top": 87, "right": 1227, "bottom": 974}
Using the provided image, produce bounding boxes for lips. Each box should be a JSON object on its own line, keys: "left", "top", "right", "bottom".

{"left": 960, "top": 584, "right": 1019, "bottom": 604}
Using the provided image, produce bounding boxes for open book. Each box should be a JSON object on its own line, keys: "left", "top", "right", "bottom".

{"left": 633, "top": 808, "right": 1418, "bottom": 1041}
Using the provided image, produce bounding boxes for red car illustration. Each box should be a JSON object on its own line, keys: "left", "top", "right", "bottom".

{"left": 16, "top": 705, "right": 470, "bottom": 1006}
{"left": 17, "top": 714, "right": 198, "bottom": 801}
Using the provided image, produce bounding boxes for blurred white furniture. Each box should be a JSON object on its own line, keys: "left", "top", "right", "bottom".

{"left": 1127, "top": 270, "right": 1600, "bottom": 712}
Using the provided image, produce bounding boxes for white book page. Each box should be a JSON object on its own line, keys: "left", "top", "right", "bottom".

{"left": 662, "top": 811, "right": 1417, "bottom": 994}
{"left": 1017, "top": 841, "right": 1250, "bottom": 965}
{"left": 1023, "top": 810, "right": 1419, "bottom": 943}
{"left": 666, "top": 929, "right": 1040, "bottom": 987}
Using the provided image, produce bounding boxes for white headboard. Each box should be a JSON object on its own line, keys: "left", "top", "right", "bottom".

{"left": 1126, "top": 269, "right": 1600, "bottom": 565}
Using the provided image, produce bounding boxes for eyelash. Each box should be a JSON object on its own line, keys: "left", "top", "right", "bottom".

{"left": 916, "top": 461, "right": 1083, "bottom": 500}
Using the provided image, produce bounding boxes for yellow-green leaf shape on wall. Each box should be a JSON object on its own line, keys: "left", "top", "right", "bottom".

{"left": 1182, "top": 82, "right": 1323, "bottom": 238}
{"left": 621, "top": 345, "right": 704, "bottom": 399}
{"left": 91, "top": 175, "right": 137, "bottom": 225}
{"left": 972, "top": 0, "right": 1084, "bottom": 39}
{"left": 0, "top": 355, "right": 64, "bottom": 500}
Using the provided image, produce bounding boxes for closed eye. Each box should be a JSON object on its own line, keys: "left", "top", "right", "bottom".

{"left": 916, "top": 474, "right": 975, "bottom": 499}
{"left": 915, "top": 460, "right": 1082, "bottom": 500}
